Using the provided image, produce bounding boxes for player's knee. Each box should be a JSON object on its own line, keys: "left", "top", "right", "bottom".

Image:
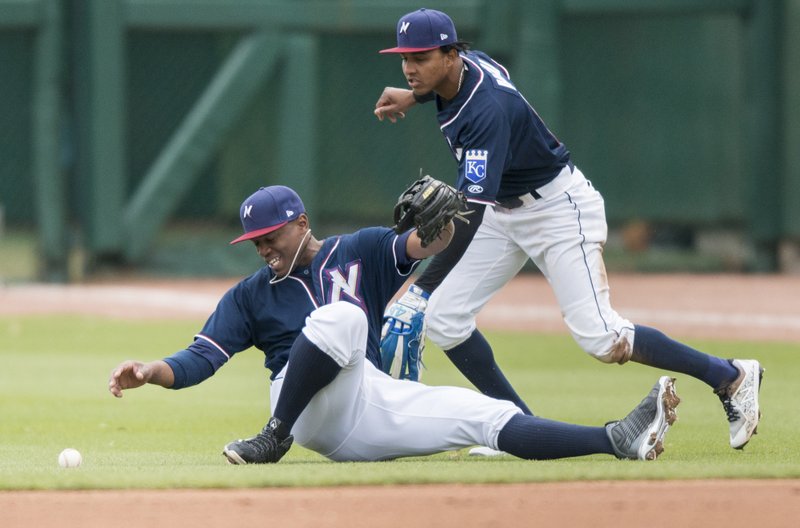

{"left": 425, "top": 311, "right": 474, "bottom": 350}
{"left": 303, "top": 302, "right": 368, "bottom": 366}
{"left": 425, "top": 292, "right": 478, "bottom": 349}
{"left": 595, "top": 335, "right": 633, "bottom": 365}
{"left": 332, "top": 301, "right": 367, "bottom": 329}
{"left": 573, "top": 331, "right": 633, "bottom": 365}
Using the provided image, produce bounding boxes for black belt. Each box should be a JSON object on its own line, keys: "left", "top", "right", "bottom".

{"left": 496, "top": 161, "right": 574, "bottom": 209}
{"left": 496, "top": 190, "right": 541, "bottom": 209}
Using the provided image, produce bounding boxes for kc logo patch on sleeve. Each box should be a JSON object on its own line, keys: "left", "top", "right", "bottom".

{"left": 465, "top": 150, "right": 488, "bottom": 183}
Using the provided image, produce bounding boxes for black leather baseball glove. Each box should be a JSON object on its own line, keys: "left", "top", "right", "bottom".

{"left": 393, "top": 174, "right": 467, "bottom": 247}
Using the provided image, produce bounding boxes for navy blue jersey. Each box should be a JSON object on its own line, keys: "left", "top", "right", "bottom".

{"left": 436, "top": 50, "right": 571, "bottom": 204}
{"left": 167, "top": 228, "right": 418, "bottom": 383}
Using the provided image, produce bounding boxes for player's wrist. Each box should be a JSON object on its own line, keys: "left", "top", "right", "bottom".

{"left": 408, "top": 284, "right": 430, "bottom": 300}
{"left": 395, "top": 285, "right": 429, "bottom": 313}
{"left": 412, "top": 90, "right": 435, "bottom": 104}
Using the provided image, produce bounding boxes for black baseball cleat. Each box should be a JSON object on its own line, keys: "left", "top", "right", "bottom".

{"left": 605, "top": 376, "right": 680, "bottom": 461}
{"left": 223, "top": 417, "right": 294, "bottom": 464}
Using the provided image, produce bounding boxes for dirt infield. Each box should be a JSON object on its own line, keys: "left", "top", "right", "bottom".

{"left": 4, "top": 480, "right": 800, "bottom": 528}
{"left": 3, "top": 273, "right": 799, "bottom": 342}
{"left": 2, "top": 273, "right": 799, "bottom": 527}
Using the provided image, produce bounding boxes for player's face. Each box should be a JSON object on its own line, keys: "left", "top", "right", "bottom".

{"left": 251, "top": 218, "right": 309, "bottom": 276}
{"left": 400, "top": 49, "right": 451, "bottom": 96}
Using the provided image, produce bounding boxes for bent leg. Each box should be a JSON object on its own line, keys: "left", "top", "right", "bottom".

{"left": 521, "top": 171, "right": 635, "bottom": 362}
{"left": 272, "top": 302, "right": 372, "bottom": 454}
{"left": 328, "top": 362, "right": 523, "bottom": 461}
{"left": 271, "top": 333, "right": 341, "bottom": 438}
{"left": 427, "top": 207, "right": 533, "bottom": 412}
{"left": 426, "top": 206, "right": 528, "bottom": 349}
{"left": 526, "top": 171, "right": 738, "bottom": 389}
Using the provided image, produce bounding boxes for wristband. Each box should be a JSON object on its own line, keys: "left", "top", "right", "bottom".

{"left": 408, "top": 284, "right": 431, "bottom": 300}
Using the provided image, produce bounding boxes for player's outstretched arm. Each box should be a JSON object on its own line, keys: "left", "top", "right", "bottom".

{"left": 108, "top": 360, "right": 175, "bottom": 398}
{"left": 407, "top": 219, "right": 454, "bottom": 260}
{"left": 374, "top": 87, "right": 416, "bottom": 123}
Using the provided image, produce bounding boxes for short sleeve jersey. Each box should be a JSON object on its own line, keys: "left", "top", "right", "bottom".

{"left": 436, "top": 50, "right": 571, "bottom": 204}
{"left": 176, "top": 228, "right": 417, "bottom": 380}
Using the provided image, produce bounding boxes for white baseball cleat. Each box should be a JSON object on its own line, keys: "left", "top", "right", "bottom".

{"left": 716, "top": 359, "right": 764, "bottom": 449}
{"left": 468, "top": 446, "right": 507, "bottom": 457}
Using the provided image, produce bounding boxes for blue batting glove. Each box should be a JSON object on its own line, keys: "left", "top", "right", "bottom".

{"left": 380, "top": 285, "right": 429, "bottom": 381}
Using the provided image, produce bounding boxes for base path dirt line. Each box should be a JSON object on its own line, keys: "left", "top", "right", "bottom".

{"left": 2, "top": 274, "right": 798, "bottom": 342}
{"left": 2, "top": 480, "right": 800, "bottom": 528}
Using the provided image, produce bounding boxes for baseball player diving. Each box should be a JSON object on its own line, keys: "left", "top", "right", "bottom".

{"left": 108, "top": 181, "right": 680, "bottom": 463}
{"left": 374, "top": 8, "right": 762, "bottom": 452}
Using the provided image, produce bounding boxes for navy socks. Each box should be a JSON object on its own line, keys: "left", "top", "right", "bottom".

{"left": 498, "top": 414, "right": 613, "bottom": 459}
{"left": 445, "top": 330, "right": 534, "bottom": 415}
{"left": 272, "top": 333, "right": 341, "bottom": 438}
{"left": 632, "top": 324, "right": 738, "bottom": 390}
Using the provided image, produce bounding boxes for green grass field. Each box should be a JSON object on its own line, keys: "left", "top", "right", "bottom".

{"left": 1, "top": 315, "right": 798, "bottom": 490}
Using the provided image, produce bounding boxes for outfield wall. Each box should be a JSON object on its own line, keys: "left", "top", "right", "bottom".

{"left": 1, "top": 0, "right": 797, "bottom": 278}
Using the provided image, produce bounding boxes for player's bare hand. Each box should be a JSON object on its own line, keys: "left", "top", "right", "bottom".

{"left": 109, "top": 360, "right": 163, "bottom": 398}
{"left": 108, "top": 360, "right": 147, "bottom": 397}
{"left": 109, "top": 359, "right": 174, "bottom": 397}
{"left": 374, "top": 87, "right": 415, "bottom": 123}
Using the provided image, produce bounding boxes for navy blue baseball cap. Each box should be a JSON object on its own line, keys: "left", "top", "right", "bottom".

{"left": 379, "top": 8, "right": 458, "bottom": 54}
{"left": 230, "top": 185, "right": 305, "bottom": 244}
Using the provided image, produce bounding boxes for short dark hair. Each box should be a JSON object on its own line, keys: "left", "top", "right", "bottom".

{"left": 441, "top": 41, "right": 471, "bottom": 53}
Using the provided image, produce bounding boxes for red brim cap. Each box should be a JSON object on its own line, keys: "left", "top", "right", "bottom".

{"left": 229, "top": 221, "right": 288, "bottom": 245}
{"left": 379, "top": 45, "right": 441, "bottom": 54}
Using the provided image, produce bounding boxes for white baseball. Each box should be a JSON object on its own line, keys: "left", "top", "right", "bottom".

{"left": 58, "top": 448, "right": 82, "bottom": 468}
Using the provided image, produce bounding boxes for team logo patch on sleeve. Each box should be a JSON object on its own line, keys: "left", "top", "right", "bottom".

{"left": 465, "top": 150, "right": 488, "bottom": 183}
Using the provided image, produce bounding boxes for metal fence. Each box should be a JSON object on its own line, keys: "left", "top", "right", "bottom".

{"left": 1, "top": 0, "right": 797, "bottom": 279}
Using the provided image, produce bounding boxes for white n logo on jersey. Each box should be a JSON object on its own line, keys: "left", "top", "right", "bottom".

{"left": 327, "top": 262, "right": 363, "bottom": 305}
{"left": 478, "top": 58, "right": 516, "bottom": 91}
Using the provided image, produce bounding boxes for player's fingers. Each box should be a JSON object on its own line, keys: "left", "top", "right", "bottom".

{"left": 108, "top": 368, "right": 122, "bottom": 387}
{"left": 374, "top": 106, "right": 405, "bottom": 123}
{"left": 108, "top": 376, "right": 123, "bottom": 397}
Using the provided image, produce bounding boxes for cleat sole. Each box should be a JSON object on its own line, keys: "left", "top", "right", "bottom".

{"left": 640, "top": 377, "right": 679, "bottom": 461}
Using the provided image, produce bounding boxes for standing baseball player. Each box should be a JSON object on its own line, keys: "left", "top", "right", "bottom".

{"left": 108, "top": 182, "right": 680, "bottom": 463}
{"left": 374, "top": 8, "right": 762, "bottom": 452}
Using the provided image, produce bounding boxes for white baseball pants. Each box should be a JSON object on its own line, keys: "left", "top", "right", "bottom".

{"left": 270, "top": 302, "right": 521, "bottom": 461}
{"left": 426, "top": 166, "right": 636, "bottom": 363}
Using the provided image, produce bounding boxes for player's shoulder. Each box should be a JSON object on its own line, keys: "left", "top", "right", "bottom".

{"left": 316, "top": 227, "right": 394, "bottom": 259}
{"left": 226, "top": 267, "right": 271, "bottom": 300}
{"left": 466, "top": 50, "right": 508, "bottom": 73}
{"left": 333, "top": 228, "right": 399, "bottom": 266}
{"left": 239, "top": 266, "right": 271, "bottom": 285}
{"left": 340, "top": 226, "right": 395, "bottom": 249}
{"left": 460, "top": 54, "right": 508, "bottom": 99}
